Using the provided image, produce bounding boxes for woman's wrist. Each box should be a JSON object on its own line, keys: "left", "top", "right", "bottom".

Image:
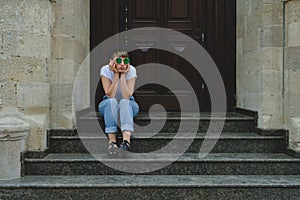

{"left": 113, "top": 73, "right": 120, "bottom": 79}
{"left": 120, "top": 73, "right": 126, "bottom": 80}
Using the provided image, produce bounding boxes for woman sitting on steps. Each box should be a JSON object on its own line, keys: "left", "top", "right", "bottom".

{"left": 98, "top": 51, "right": 139, "bottom": 155}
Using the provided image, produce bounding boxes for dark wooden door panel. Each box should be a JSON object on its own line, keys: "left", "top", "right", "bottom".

{"left": 205, "top": 0, "right": 236, "bottom": 110}
{"left": 128, "top": 0, "right": 161, "bottom": 28}
{"left": 164, "top": 0, "right": 204, "bottom": 35}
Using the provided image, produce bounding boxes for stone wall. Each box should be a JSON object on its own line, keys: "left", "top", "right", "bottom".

{"left": 50, "top": 0, "right": 90, "bottom": 129}
{"left": 284, "top": 0, "right": 300, "bottom": 150}
{"left": 0, "top": 0, "right": 51, "bottom": 150}
{"left": 237, "top": 0, "right": 300, "bottom": 150}
{"left": 236, "top": 0, "right": 284, "bottom": 129}
{"left": 0, "top": 0, "right": 90, "bottom": 150}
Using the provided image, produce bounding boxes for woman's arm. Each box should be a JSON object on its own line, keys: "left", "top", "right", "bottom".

{"left": 120, "top": 73, "right": 136, "bottom": 99}
{"left": 101, "top": 74, "right": 119, "bottom": 98}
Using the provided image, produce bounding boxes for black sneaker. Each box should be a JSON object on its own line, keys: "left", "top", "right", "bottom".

{"left": 119, "top": 140, "right": 130, "bottom": 151}
{"left": 108, "top": 142, "right": 118, "bottom": 156}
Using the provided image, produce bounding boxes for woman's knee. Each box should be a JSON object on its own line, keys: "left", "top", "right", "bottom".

{"left": 119, "top": 99, "right": 130, "bottom": 107}
{"left": 106, "top": 98, "right": 118, "bottom": 106}
{"left": 98, "top": 97, "right": 118, "bottom": 114}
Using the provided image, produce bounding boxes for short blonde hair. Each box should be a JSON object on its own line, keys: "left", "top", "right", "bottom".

{"left": 112, "top": 51, "right": 129, "bottom": 58}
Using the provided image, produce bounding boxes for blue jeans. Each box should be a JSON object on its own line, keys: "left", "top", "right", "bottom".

{"left": 98, "top": 95, "right": 139, "bottom": 134}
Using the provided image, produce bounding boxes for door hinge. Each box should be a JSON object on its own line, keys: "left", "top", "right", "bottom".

{"left": 201, "top": 33, "right": 205, "bottom": 43}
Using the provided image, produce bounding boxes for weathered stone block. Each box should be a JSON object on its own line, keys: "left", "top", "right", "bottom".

{"left": 0, "top": 30, "right": 21, "bottom": 57}
{"left": 261, "top": 93, "right": 282, "bottom": 115}
{"left": 21, "top": 0, "right": 50, "bottom": 34}
{"left": 237, "top": 38, "right": 243, "bottom": 57}
{"left": 244, "top": 92, "right": 263, "bottom": 111}
{"left": 259, "top": 114, "right": 283, "bottom": 129}
{"left": 50, "top": 58, "right": 75, "bottom": 83}
{"left": 242, "top": 49, "right": 262, "bottom": 74}
{"left": 288, "top": 22, "right": 300, "bottom": 47}
{"left": 50, "top": 104, "right": 73, "bottom": 129}
{"left": 286, "top": 1, "right": 300, "bottom": 24}
{"left": 0, "top": 1, "right": 20, "bottom": 30}
{"left": 288, "top": 93, "right": 300, "bottom": 117}
{"left": 17, "top": 82, "right": 50, "bottom": 107}
{"left": 238, "top": 71, "right": 262, "bottom": 94}
{"left": 60, "top": 112, "right": 75, "bottom": 129}
{"left": 21, "top": 107, "right": 49, "bottom": 116}
{"left": 261, "top": 25, "right": 282, "bottom": 48}
{"left": 0, "top": 81, "right": 17, "bottom": 107}
{"left": 262, "top": 2, "right": 282, "bottom": 25}
{"left": 250, "top": 0, "right": 261, "bottom": 11}
{"left": 24, "top": 114, "right": 48, "bottom": 150}
{"left": 288, "top": 69, "right": 300, "bottom": 94}
{"left": 0, "top": 117, "right": 29, "bottom": 180}
{"left": 246, "top": 6, "right": 262, "bottom": 33}
{"left": 51, "top": 0, "right": 75, "bottom": 14}
{"left": 73, "top": 57, "right": 90, "bottom": 111}
{"left": 0, "top": 57, "right": 48, "bottom": 82}
{"left": 2, "top": 32, "right": 50, "bottom": 58}
{"left": 261, "top": 47, "right": 282, "bottom": 71}
{"left": 17, "top": 33, "right": 50, "bottom": 58}
{"left": 51, "top": 36, "right": 75, "bottom": 59}
{"left": 243, "top": 29, "right": 261, "bottom": 53}
{"left": 290, "top": 117, "right": 300, "bottom": 150}
{"left": 237, "top": 17, "right": 246, "bottom": 38}
{"left": 51, "top": 11, "right": 76, "bottom": 37}
{"left": 285, "top": 47, "right": 300, "bottom": 70}
{"left": 261, "top": 70, "right": 281, "bottom": 93}
{"left": 248, "top": 73, "right": 262, "bottom": 92}
{"left": 50, "top": 83, "right": 73, "bottom": 105}
{"left": 73, "top": 41, "right": 88, "bottom": 68}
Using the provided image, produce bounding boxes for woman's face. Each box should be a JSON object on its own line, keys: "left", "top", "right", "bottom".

{"left": 114, "top": 56, "right": 129, "bottom": 73}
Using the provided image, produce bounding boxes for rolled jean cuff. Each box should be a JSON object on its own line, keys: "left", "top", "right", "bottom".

{"left": 121, "top": 124, "right": 134, "bottom": 133}
{"left": 105, "top": 126, "right": 118, "bottom": 134}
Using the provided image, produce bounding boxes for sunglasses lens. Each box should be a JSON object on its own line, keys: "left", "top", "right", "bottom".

{"left": 124, "top": 58, "right": 130, "bottom": 64}
{"left": 116, "top": 57, "right": 122, "bottom": 64}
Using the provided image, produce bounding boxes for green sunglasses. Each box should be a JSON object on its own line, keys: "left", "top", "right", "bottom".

{"left": 115, "top": 57, "right": 130, "bottom": 64}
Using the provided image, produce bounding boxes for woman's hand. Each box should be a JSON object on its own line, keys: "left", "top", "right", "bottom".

{"left": 109, "top": 59, "right": 119, "bottom": 74}
{"left": 124, "top": 64, "right": 130, "bottom": 74}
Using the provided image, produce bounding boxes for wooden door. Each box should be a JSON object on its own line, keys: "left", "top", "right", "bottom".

{"left": 90, "top": 0, "right": 236, "bottom": 111}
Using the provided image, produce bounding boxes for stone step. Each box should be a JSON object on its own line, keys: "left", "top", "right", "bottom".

{"left": 24, "top": 153, "right": 300, "bottom": 176}
{"left": 0, "top": 175, "right": 299, "bottom": 199}
{"left": 77, "top": 112, "right": 256, "bottom": 133}
{"left": 46, "top": 132, "right": 286, "bottom": 154}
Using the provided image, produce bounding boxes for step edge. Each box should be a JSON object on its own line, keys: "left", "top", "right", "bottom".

{"left": 25, "top": 154, "right": 300, "bottom": 163}
{"left": 1, "top": 175, "right": 300, "bottom": 188}
{"left": 50, "top": 134, "right": 285, "bottom": 140}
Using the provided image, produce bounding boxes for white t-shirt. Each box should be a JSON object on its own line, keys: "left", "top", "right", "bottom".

{"left": 100, "top": 65, "right": 137, "bottom": 101}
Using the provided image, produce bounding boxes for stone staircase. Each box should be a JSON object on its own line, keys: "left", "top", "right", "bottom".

{"left": 0, "top": 111, "right": 300, "bottom": 199}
